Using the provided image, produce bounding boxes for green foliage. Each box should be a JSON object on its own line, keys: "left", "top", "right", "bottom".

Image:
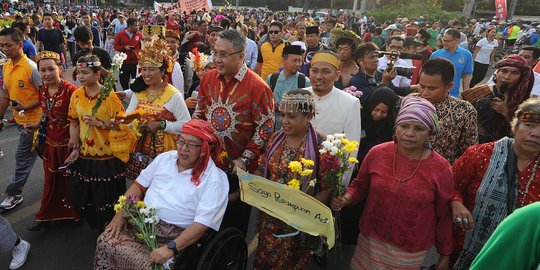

{"left": 366, "top": 3, "right": 463, "bottom": 23}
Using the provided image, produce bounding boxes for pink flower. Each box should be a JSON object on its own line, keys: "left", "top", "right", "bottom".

{"left": 343, "top": 86, "right": 363, "bottom": 98}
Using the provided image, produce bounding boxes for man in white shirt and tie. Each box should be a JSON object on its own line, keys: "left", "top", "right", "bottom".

{"left": 306, "top": 50, "right": 362, "bottom": 186}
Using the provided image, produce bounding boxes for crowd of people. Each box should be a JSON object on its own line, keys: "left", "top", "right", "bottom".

{"left": 0, "top": 2, "right": 539, "bottom": 269}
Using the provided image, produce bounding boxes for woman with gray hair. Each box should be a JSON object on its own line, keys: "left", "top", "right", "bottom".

{"left": 451, "top": 97, "right": 540, "bottom": 269}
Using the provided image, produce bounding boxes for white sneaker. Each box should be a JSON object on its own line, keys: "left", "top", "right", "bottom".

{"left": 0, "top": 149, "right": 4, "bottom": 159}
{"left": 9, "top": 239, "right": 30, "bottom": 269}
{"left": 0, "top": 195, "right": 23, "bottom": 210}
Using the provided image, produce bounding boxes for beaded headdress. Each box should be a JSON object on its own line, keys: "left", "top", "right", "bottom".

{"left": 188, "top": 48, "right": 208, "bottom": 71}
{"left": 76, "top": 61, "right": 101, "bottom": 68}
{"left": 519, "top": 112, "right": 540, "bottom": 123}
{"left": 138, "top": 34, "right": 173, "bottom": 73}
{"left": 36, "top": 51, "right": 60, "bottom": 62}
{"left": 279, "top": 92, "right": 315, "bottom": 114}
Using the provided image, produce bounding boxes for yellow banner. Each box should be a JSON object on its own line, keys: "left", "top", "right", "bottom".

{"left": 238, "top": 169, "right": 335, "bottom": 249}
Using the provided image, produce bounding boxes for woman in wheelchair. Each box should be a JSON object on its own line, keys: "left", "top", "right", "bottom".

{"left": 94, "top": 119, "right": 229, "bottom": 270}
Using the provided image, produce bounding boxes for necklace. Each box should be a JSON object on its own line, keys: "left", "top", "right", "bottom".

{"left": 392, "top": 145, "right": 425, "bottom": 183}
{"left": 146, "top": 82, "right": 166, "bottom": 102}
{"left": 518, "top": 155, "right": 540, "bottom": 205}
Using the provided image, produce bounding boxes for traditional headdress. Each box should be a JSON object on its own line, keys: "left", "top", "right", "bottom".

{"left": 138, "top": 31, "right": 173, "bottom": 73}
{"left": 180, "top": 119, "right": 223, "bottom": 186}
{"left": 36, "top": 51, "right": 60, "bottom": 63}
{"left": 279, "top": 91, "right": 315, "bottom": 114}
{"left": 187, "top": 48, "right": 208, "bottom": 71}
{"left": 495, "top": 54, "right": 534, "bottom": 118}
{"left": 330, "top": 28, "right": 363, "bottom": 48}
{"left": 396, "top": 95, "right": 439, "bottom": 134}
{"left": 311, "top": 51, "right": 340, "bottom": 70}
{"left": 76, "top": 60, "right": 101, "bottom": 68}
{"left": 142, "top": 25, "right": 166, "bottom": 37}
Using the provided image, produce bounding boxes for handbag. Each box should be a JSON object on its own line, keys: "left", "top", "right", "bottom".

{"left": 124, "top": 132, "right": 157, "bottom": 182}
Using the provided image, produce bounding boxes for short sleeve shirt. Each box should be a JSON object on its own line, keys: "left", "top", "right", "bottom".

{"left": 430, "top": 46, "right": 473, "bottom": 96}
{"left": 37, "top": 28, "right": 65, "bottom": 54}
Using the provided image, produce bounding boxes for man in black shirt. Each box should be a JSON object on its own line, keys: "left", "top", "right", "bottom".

{"left": 36, "top": 13, "right": 66, "bottom": 59}
{"left": 72, "top": 26, "right": 111, "bottom": 77}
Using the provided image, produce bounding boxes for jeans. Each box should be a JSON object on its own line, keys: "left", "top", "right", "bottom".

{"left": 5, "top": 125, "right": 38, "bottom": 196}
{"left": 119, "top": 63, "right": 137, "bottom": 90}
{"left": 0, "top": 216, "right": 16, "bottom": 253}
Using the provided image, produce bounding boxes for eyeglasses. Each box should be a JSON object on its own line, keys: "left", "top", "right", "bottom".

{"left": 177, "top": 139, "right": 202, "bottom": 150}
{"left": 211, "top": 50, "right": 243, "bottom": 59}
{"left": 268, "top": 30, "right": 281, "bottom": 35}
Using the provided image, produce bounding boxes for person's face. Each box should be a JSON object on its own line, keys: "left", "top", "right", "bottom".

{"left": 140, "top": 65, "right": 164, "bottom": 86}
{"left": 76, "top": 39, "right": 92, "bottom": 49}
{"left": 195, "top": 67, "right": 205, "bottom": 80}
{"left": 283, "top": 54, "right": 302, "bottom": 74}
{"left": 23, "top": 16, "right": 30, "bottom": 24}
{"left": 487, "top": 29, "right": 497, "bottom": 38}
{"left": 43, "top": 16, "right": 53, "bottom": 27}
{"left": 209, "top": 31, "right": 220, "bottom": 47}
{"left": 337, "top": 43, "right": 354, "bottom": 61}
{"left": 325, "top": 22, "right": 335, "bottom": 31}
{"left": 306, "top": 33, "right": 319, "bottom": 47}
{"left": 496, "top": 67, "right": 521, "bottom": 89}
{"left": 358, "top": 51, "right": 379, "bottom": 73}
{"left": 176, "top": 134, "right": 202, "bottom": 170}
{"left": 166, "top": 37, "right": 179, "bottom": 52}
{"left": 297, "top": 24, "right": 306, "bottom": 36}
{"left": 392, "top": 29, "right": 403, "bottom": 37}
{"left": 518, "top": 50, "right": 538, "bottom": 68}
{"left": 0, "top": 35, "right": 22, "bottom": 60}
{"left": 199, "top": 22, "right": 209, "bottom": 33}
{"left": 419, "top": 73, "right": 453, "bottom": 103}
{"left": 309, "top": 61, "right": 340, "bottom": 94}
{"left": 319, "top": 24, "right": 327, "bottom": 33}
{"left": 38, "top": 59, "right": 61, "bottom": 85}
{"left": 128, "top": 22, "right": 138, "bottom": 33}
{"left": 119, "top": 16, "right": 125, "bottom": 23}
{"left": 442, "top": 33, "right": 459, "bottom": 51}
{"left": 387, "top": 39, "right": 404, "bottom": 53}
{"left": 82, "top": 14, "right": 91, "bottom": 25}
{"left": 514, "top": 121, "right": 540, "bottom": 155}
{"left": 280, "top": 111, "right": 312, "bottom": 136}
{"left": 268, "top": 26, "right": 283, "bottom": 43}
{"left": 76, "top": 67, "right": 99, "bottom": 86}
{"left": 213, "top": 37, "right": 245, "bottom": 78}
{"left": 395, "top": 121, "right": 430, "bottom": 151}
{"left": 371, "top": 103, "right": 390, "bottom": 122}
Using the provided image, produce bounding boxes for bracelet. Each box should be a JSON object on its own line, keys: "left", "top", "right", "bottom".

{"left": 159, "top": 120, "right": 166, "bottom": 130}
{"left": 99, "top": 120, "right": 107, "bottom": 129}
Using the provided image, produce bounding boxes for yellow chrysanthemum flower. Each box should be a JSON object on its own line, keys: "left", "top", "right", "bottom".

{"left": 348, "top": 157, "right": 359, "bottom": 164}
{"left": 300, "top": 158, "right": 315, "bottom": 167}
{"left": 343, "top": 141, "right": 359, "bottom": 153}
{"left": 288, "top": 161, "right": 303, "bottom": 174}
{"left": 136, "top": 201, "right": 146, "bottom": 208}
{"left": 118, "top": 195, "right": 127, "bottom": 203}
{"left": 287, "top": 179, "right": 301, "bottom": 190}
{"left": 113, "top": 203, "right": 123, "bottom": 213}
{"left": 300, "top": 169, "right": 314, "bottom": 177}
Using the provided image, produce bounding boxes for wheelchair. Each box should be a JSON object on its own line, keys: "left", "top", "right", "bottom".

{"left": 174, "top": 227, "right": 248, "bottom": 270}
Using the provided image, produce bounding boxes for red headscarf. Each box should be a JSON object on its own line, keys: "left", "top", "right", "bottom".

{"left": 181, "top": 119, "right": 223, "bottom": 186}
{"left": 495, "top": 54, "right": 534, "bottom": 118}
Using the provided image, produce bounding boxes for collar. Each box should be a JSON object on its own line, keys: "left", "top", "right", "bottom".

{"left": 9, "top": 54, "right": 27, "bottom": 68}
{"left": 234, "top": 64, "right": 248, "bottom": 81}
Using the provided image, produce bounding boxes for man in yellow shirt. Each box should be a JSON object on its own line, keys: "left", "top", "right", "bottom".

{"left": 0, "top": 28, "right": 42, "bottom": 210}
{"left": 255, "top": 21, "right": 287, "bottom": 80}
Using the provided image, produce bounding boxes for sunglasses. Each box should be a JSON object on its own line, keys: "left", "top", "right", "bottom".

{"left": 269, "top": 30, "right": 281, "bottom": 34}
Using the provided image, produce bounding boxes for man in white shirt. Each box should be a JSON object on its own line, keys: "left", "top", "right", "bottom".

{"left": 98, "top": 119, "right": 229, "bottom": 268}
{"left": 306, "top": 51, "right": 361, "bottom": 186}
{"left": 378, "top": 36, "right": 412, "bottom": 87}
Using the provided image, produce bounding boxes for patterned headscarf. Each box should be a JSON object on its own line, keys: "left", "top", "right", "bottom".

{"left": 395, "top": 95, "right": 439, "bottom": 134}
{"left": 180, "top": 119, "right": 223, "bottom": 186}
{"left": 495, "top": 54, "right": 534, "bottom": 118}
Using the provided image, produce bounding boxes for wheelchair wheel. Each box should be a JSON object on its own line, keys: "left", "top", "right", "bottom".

{"left": 196, "top": 227, "right": 247, "bottom": 270}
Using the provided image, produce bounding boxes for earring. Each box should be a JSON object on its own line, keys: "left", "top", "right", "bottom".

{"left": 424, "top": 140, "right": 431, "bottom": 149}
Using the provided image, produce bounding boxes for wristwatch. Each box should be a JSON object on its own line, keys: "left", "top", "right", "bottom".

{"left": 167, "top": 240, "right": 179, "bottom": 255}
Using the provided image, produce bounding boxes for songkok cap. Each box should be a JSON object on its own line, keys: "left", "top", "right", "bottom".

{"left": 291, "top": 41, "right": 307, "bottom": 52}
{"left": 282, "top": 45, "right": 303, "bottom": 57}
{"left": 306, "top": 25, "right": 319, "bottom": 35}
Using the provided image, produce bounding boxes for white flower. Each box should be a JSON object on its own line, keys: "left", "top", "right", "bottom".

{"left": 326, "top": 135, "right": 335, "bottom": 141}
{"left": 144, "top": 217, "right": 153, "bottom": 223}
{"left": 153, "top": 216, "right": 160, "bottom": 224}
{"left": 113, "top": 52, "right": 128, "bottom": 68}
{"left": 330, "top": 147, "right": 339, "bottom": 155}
{"left": 18, "top": 110, "right": 25, "bottom": 117}
{"left": 321, "top": 141, "right": 333, "bottom": 150}
{"left": 319, "top": 149, "right": 327, "bottom": 154}
{"left": 334, "top": 133, "right": 346, "bottom": 139}
{"left": 308, "top": 179, "right": 316, "bottom": 188}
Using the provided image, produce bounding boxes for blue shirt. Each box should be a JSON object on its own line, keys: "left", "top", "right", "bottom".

{"left": 266, "top": 71, "right": 311, "bottom": 130}
{"left": 23, "top": 39, "right": 37, "bottom": 58}
{"left": 430, "top": 46, "right": 474, "bottom": 96}
{"left": 245, "top": 38, "right": 258, "bottom": 70}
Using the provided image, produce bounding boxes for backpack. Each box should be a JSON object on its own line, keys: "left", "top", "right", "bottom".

{"left": 269, "top": 72, "right": 306, "bottom": 91}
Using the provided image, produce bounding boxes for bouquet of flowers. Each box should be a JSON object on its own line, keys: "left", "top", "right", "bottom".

{"left": 114, "top": 195, "right": 164, "bottom": 270}
{"left": 319, "top": 134, "right": 359, "bottom": 197}
{"left": 286, "top": 158, "right": 316, "bottom": 193}
{"left": 343, "top": 85, "right": 363, "bottom": 98}
{"left": 91, "top": 52, "right": 127, "bottom": 116}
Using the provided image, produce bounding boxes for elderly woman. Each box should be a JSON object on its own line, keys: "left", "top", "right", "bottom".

{"left": 124, "top": 32, "right": 190, "bottom": 180}
{"left": 94, "top": 119, "right": 229, "bottom": 270}
{"left": 451, "top": 97, "right": 540, "bottom": 269}
{"left": 25, "top": 51, "right": 80, "bottom": 231}
{"left": 254, "top": 89, "right": 330, "bottom": 269}
{"left": 462, "top": 54, "right": 534, "bottom": 143}
{"left": 332, "top": 95, "right": 454, "bottom": 270}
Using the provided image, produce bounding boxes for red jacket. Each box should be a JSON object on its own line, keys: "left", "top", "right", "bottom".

{"left": 114, "top": 29, "right": 142, "bottom": 64}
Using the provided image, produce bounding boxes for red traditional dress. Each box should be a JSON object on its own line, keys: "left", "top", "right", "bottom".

{"left": 346, "top": 142, "right": 454, "bottom": 270}
{"left": 254, "top": 125, "right": 323, "bottom": 270}
{"left": 451, "top": 139, "right": 540, "bottom": 267}
{"left": 36, "top": 80, "right": 80, "bottom": 222}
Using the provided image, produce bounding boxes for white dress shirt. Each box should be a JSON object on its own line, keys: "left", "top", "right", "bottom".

{"left": 378, "top": 56, "right": 412, "bottom": 87}
{"left": 137, "top": 151, "right": 229, "bottom": 230}
{"left": 306, "top": 86, "right": 362, "bottom": 186}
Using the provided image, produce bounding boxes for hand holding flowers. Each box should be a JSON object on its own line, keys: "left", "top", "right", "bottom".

{"left": 319, "top": 134, "right": 359, "bottom": 197}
